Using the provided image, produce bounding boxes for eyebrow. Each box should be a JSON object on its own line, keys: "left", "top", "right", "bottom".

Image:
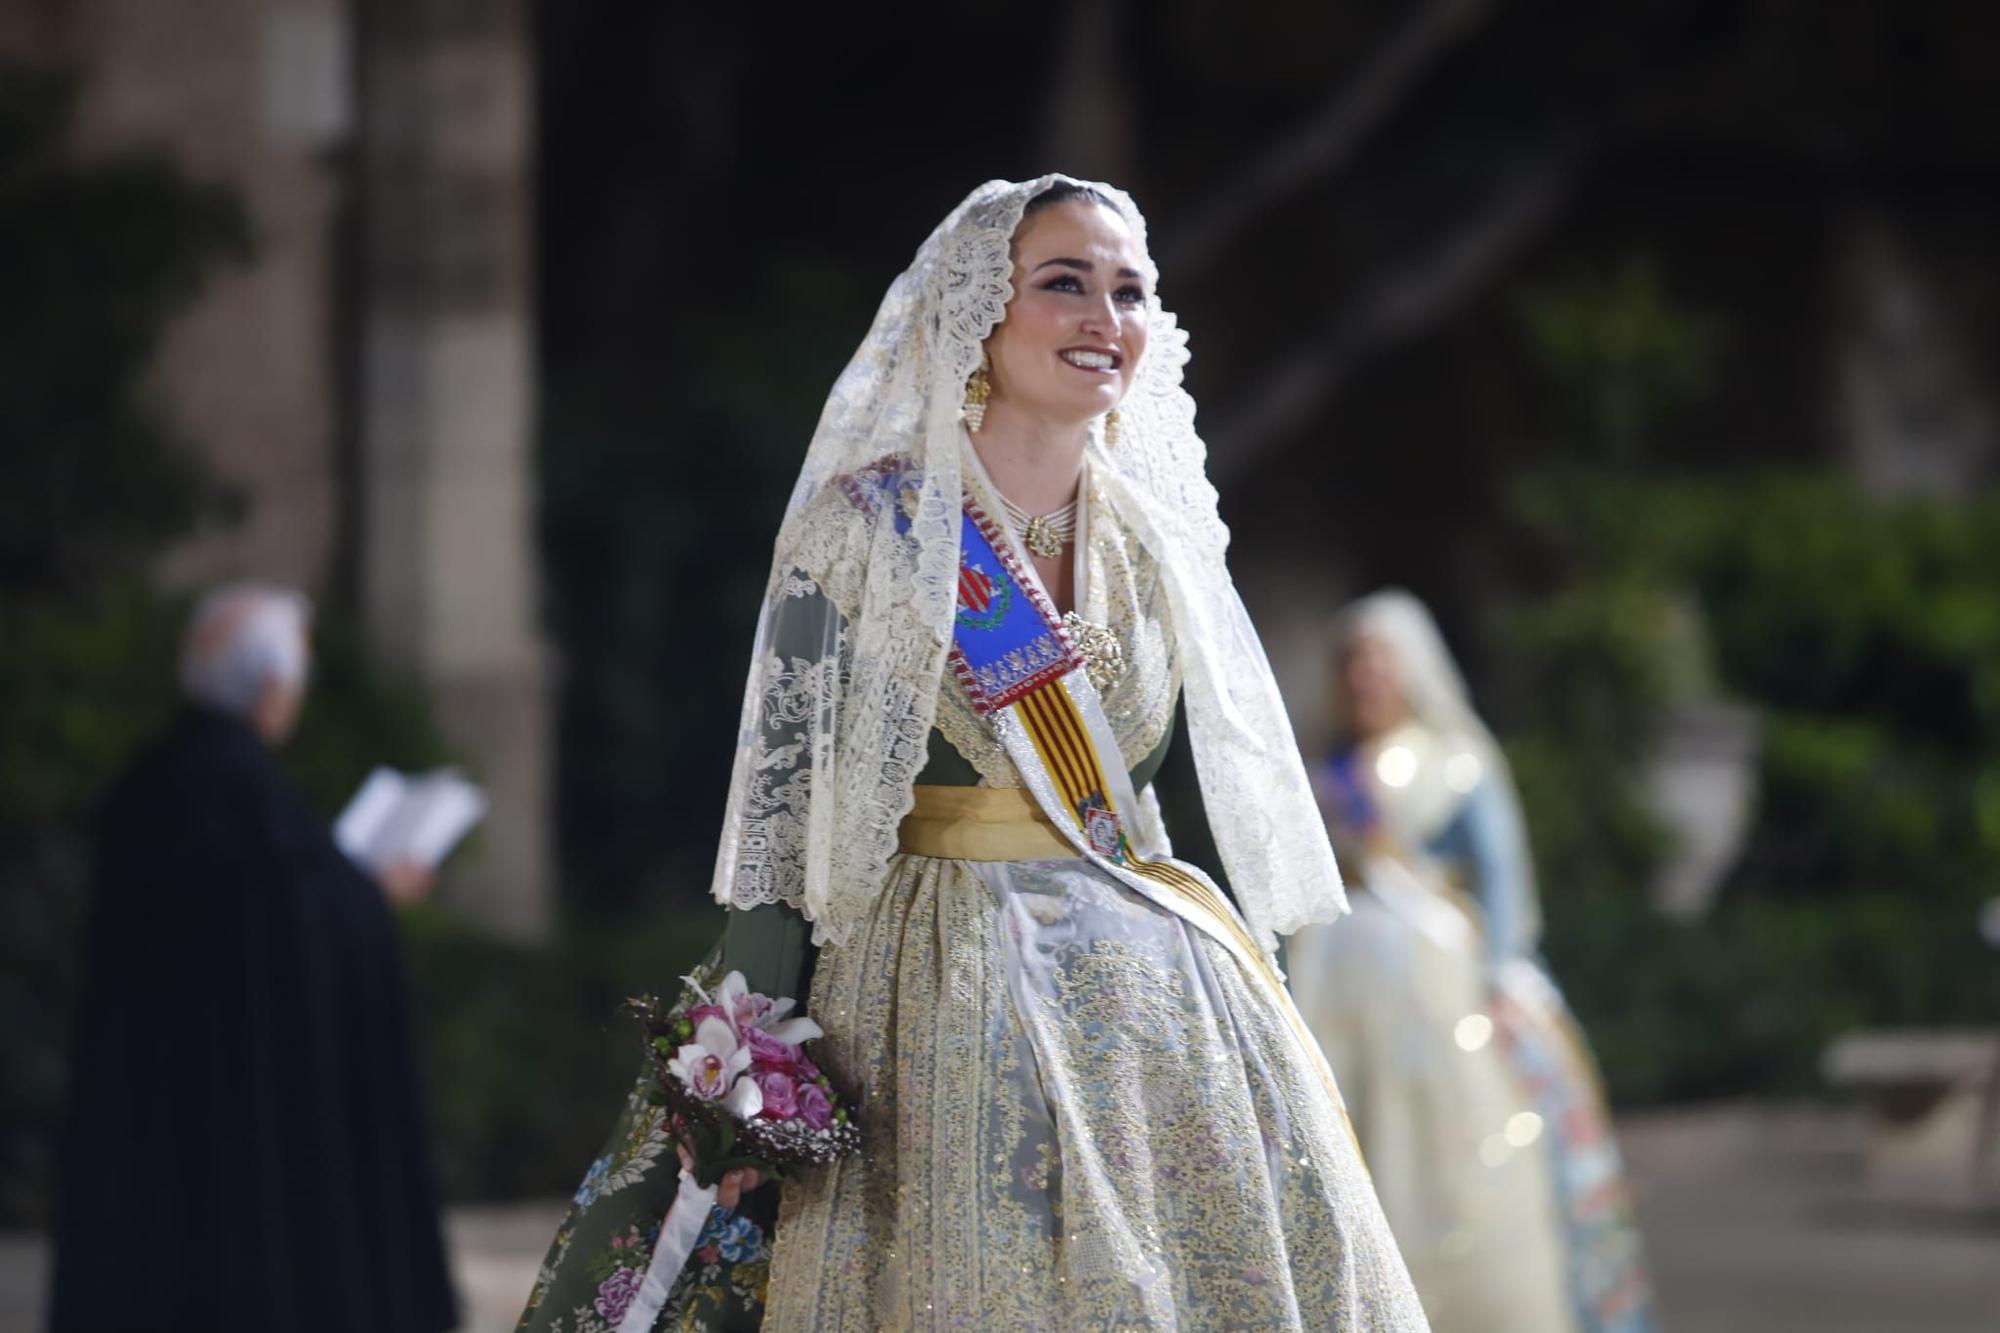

{"left": 1033, "top": 256, "right": 1146, "bottom": 280}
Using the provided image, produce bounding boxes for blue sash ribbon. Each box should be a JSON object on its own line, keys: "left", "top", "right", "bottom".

{"left": 946, "top": 497, "right": 1082, "bottom": 715}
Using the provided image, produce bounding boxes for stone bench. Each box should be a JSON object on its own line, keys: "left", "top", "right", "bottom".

{"left": 1821, "top": 1029, "right": 2000, "bottom": 1195}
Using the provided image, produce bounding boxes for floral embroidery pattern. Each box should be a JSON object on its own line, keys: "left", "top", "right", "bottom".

{"left": 592, "top": 1268, "right": 642, "bottom": 1324}
{"left": 661, "top": 1206, "right": 770, "bottom": 1329}
{"left": 760, "top": 855, "right": 1427, "bottom": 1329}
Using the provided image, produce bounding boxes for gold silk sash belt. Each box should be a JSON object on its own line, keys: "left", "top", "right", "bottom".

{"left": 897, "top": 785, "right": 1079, "bottom": 862}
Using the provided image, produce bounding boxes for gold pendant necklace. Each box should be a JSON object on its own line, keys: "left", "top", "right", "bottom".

{"left": 1022, "top": 515, "right": 1067, "bottom": 560}
{"left": 998, "top": 494, "right": 1078, "bottom": 560}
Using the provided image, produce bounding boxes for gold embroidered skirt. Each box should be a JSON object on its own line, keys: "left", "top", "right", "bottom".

{"left": 762, "top": 792, "right": 1429, "bottom": 1331}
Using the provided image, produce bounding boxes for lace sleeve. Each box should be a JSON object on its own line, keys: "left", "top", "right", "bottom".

{"left": 708, "top": 474, "right": 942, "bottom": 941}
{"left": 711, "top": 568, "right": 853, "bottom": 916}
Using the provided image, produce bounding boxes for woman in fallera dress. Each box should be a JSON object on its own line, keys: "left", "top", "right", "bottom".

{"left": 518, "top": 176, "right": 1429, "bottom": 1332}
{"left": 1288, "top": 590, "right": 1657, "bottom": 1333}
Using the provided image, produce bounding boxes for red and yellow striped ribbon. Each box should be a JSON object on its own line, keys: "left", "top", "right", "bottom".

{"left": 1010, "top": 678, "right": 1363, "bottom": 1148}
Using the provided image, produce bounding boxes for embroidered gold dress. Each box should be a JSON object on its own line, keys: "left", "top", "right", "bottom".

{"left": 520, "top": 173, "right": 1425, "bottom": 1333}
{"left": 751, "top": 467, "right": 1427, "bottom": 1330}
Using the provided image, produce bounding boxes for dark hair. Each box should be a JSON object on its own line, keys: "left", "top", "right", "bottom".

{"left": 1023, "top": 180, "right": 1119, "bottom": 218}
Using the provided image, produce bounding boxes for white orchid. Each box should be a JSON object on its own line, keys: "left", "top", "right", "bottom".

{"left": 711, "top": 970, "right": 824, "bottom": 1045}
{"left": 666, "top": 1015, "right": 764, "bottom": 1118}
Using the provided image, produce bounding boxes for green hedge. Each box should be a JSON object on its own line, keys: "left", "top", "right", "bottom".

{"left": 1547, "top": 890, "right": 2000, "bottom": 1106}
{"left": 1499, "top": 468, "right": 2000, "bottom": 1105}
{"left": 399, "top": 909, "right": 720, "bottom": 1202}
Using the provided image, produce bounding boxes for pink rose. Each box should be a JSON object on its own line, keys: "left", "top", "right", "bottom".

{"left": 796, "top": 1080, "right": 834, "bottom": 1130}
{"left": 696, "top": 1245, "right": 721, "bottom": 1266}
{"left": 755, "top": 1071, "right": 799, "bottom": 1119}
{"left": 744, "top": 1026, "right": 802, "bottom": 1074}
{"left": 594, "top": 1267, "right": 643, "bottom": 1323}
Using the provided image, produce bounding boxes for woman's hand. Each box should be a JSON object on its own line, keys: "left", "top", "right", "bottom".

{"left": 677, "top": 1143, "right": 766, "bottom": 1210}
{"left": 717, "top": 1166, "right": 766, "bottom": 1211}
{"left": 377, "top": 859, "right": 436, "bottom": 907}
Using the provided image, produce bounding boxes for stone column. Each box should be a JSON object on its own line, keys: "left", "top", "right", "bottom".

{"left": 356, "top": 0, "right": 550, "bottom": 938}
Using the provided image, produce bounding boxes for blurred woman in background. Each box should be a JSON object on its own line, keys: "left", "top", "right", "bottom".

{"left": 1288, "top": 589, "right": 1655, "bottom": 1333}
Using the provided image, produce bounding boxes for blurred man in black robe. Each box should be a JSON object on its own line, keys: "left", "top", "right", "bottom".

{"left": 49, "top": 584, "right": 459, "bottom": 1332}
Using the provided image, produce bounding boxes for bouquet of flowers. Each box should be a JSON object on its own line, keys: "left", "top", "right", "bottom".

{"left": 607, "top": 970, "right": 859, "bottom": 1333}
{"left": 629, "top": 969, "right": 861, "bottom": 1179}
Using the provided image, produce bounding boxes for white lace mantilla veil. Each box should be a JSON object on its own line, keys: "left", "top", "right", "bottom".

{"left": 707, "top": 173, "right": 1346, "bottom": 954}
{"left": 1333, "top": 588, "right": 1543, "bottom": 942}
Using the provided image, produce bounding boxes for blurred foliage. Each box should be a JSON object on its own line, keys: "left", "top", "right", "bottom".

{"left": 1499, "top": 259, "right": 2000, "bottom": 1104}
{"left": 1681, "top": 479, "right": 2000, "bottom": 909}
{"left": 1515, "top": 255, "right": 1719, "bottom": 463}
{"left": 1492, "top": 258, "right": 1718, "bottom": 906}
{"left": 1501, "top": 471, "right": 2000, "bottom": 1102}
{"left": 0, "top": 585, "right": 181, "bottom": 1225}
{"left": 283, "top": 617, "right": 452, "bottom": 818}
{"left": 0, "top": 64, "right": 250, "bottom": 594}
{"left": 1544, "top": 889, "right": 2000, "bottom": 1105}
{"left": 399, "top": 908, "right": 719, "bottom": 1201}
{"left": 1493, "top": 564, "right": 1679, "bottom": 903}
{"left": 540, "top": 255, "right": 885, "bottom": 912}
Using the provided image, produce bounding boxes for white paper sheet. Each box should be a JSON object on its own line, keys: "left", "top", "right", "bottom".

{"left": 334, "top": 766, "right": 487, "bottom": 872}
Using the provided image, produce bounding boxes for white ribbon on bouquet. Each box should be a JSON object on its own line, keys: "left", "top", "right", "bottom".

{"left": 615, "top": 1169, "right": 719, "bottom": 1333}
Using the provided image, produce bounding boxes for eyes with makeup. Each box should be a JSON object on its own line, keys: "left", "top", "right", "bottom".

{"left": 1039, "top": 272, "right": 1149, "bottom": 307}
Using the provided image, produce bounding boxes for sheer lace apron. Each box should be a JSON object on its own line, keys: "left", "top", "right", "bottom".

{"left": 762, "top": 848, "right": 1427, "bottom": 1331}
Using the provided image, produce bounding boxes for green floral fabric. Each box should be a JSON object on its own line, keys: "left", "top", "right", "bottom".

{"left": 516, "top": 953, "right": 776, "bottom": 1333}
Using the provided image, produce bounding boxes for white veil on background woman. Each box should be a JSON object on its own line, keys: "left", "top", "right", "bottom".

{"left": 707, "top": 174, "right": 1344, "bottom": 954}
{"left": 1330, "top": 588, "right": 1543, "bottom": 958}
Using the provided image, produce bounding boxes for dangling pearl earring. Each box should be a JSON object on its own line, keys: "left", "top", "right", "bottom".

{"left": 1103, "top": 407, "right": 1122, "bottom": 447}
{"left": 962, "top": 355, "right": 992, "bottom": 431}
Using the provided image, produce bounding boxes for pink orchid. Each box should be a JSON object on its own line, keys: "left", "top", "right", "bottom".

{"left": 710, "top": 970, "right": 823, "bottom": 1045}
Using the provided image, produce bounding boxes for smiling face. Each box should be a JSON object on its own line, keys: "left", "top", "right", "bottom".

{"left": 982, "top": 199, "right": 1152, "bottom": 429}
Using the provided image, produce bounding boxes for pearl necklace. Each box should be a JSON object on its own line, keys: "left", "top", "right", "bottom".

{"left": 996, "top": 492, "right": 1078, "bottom": 560}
